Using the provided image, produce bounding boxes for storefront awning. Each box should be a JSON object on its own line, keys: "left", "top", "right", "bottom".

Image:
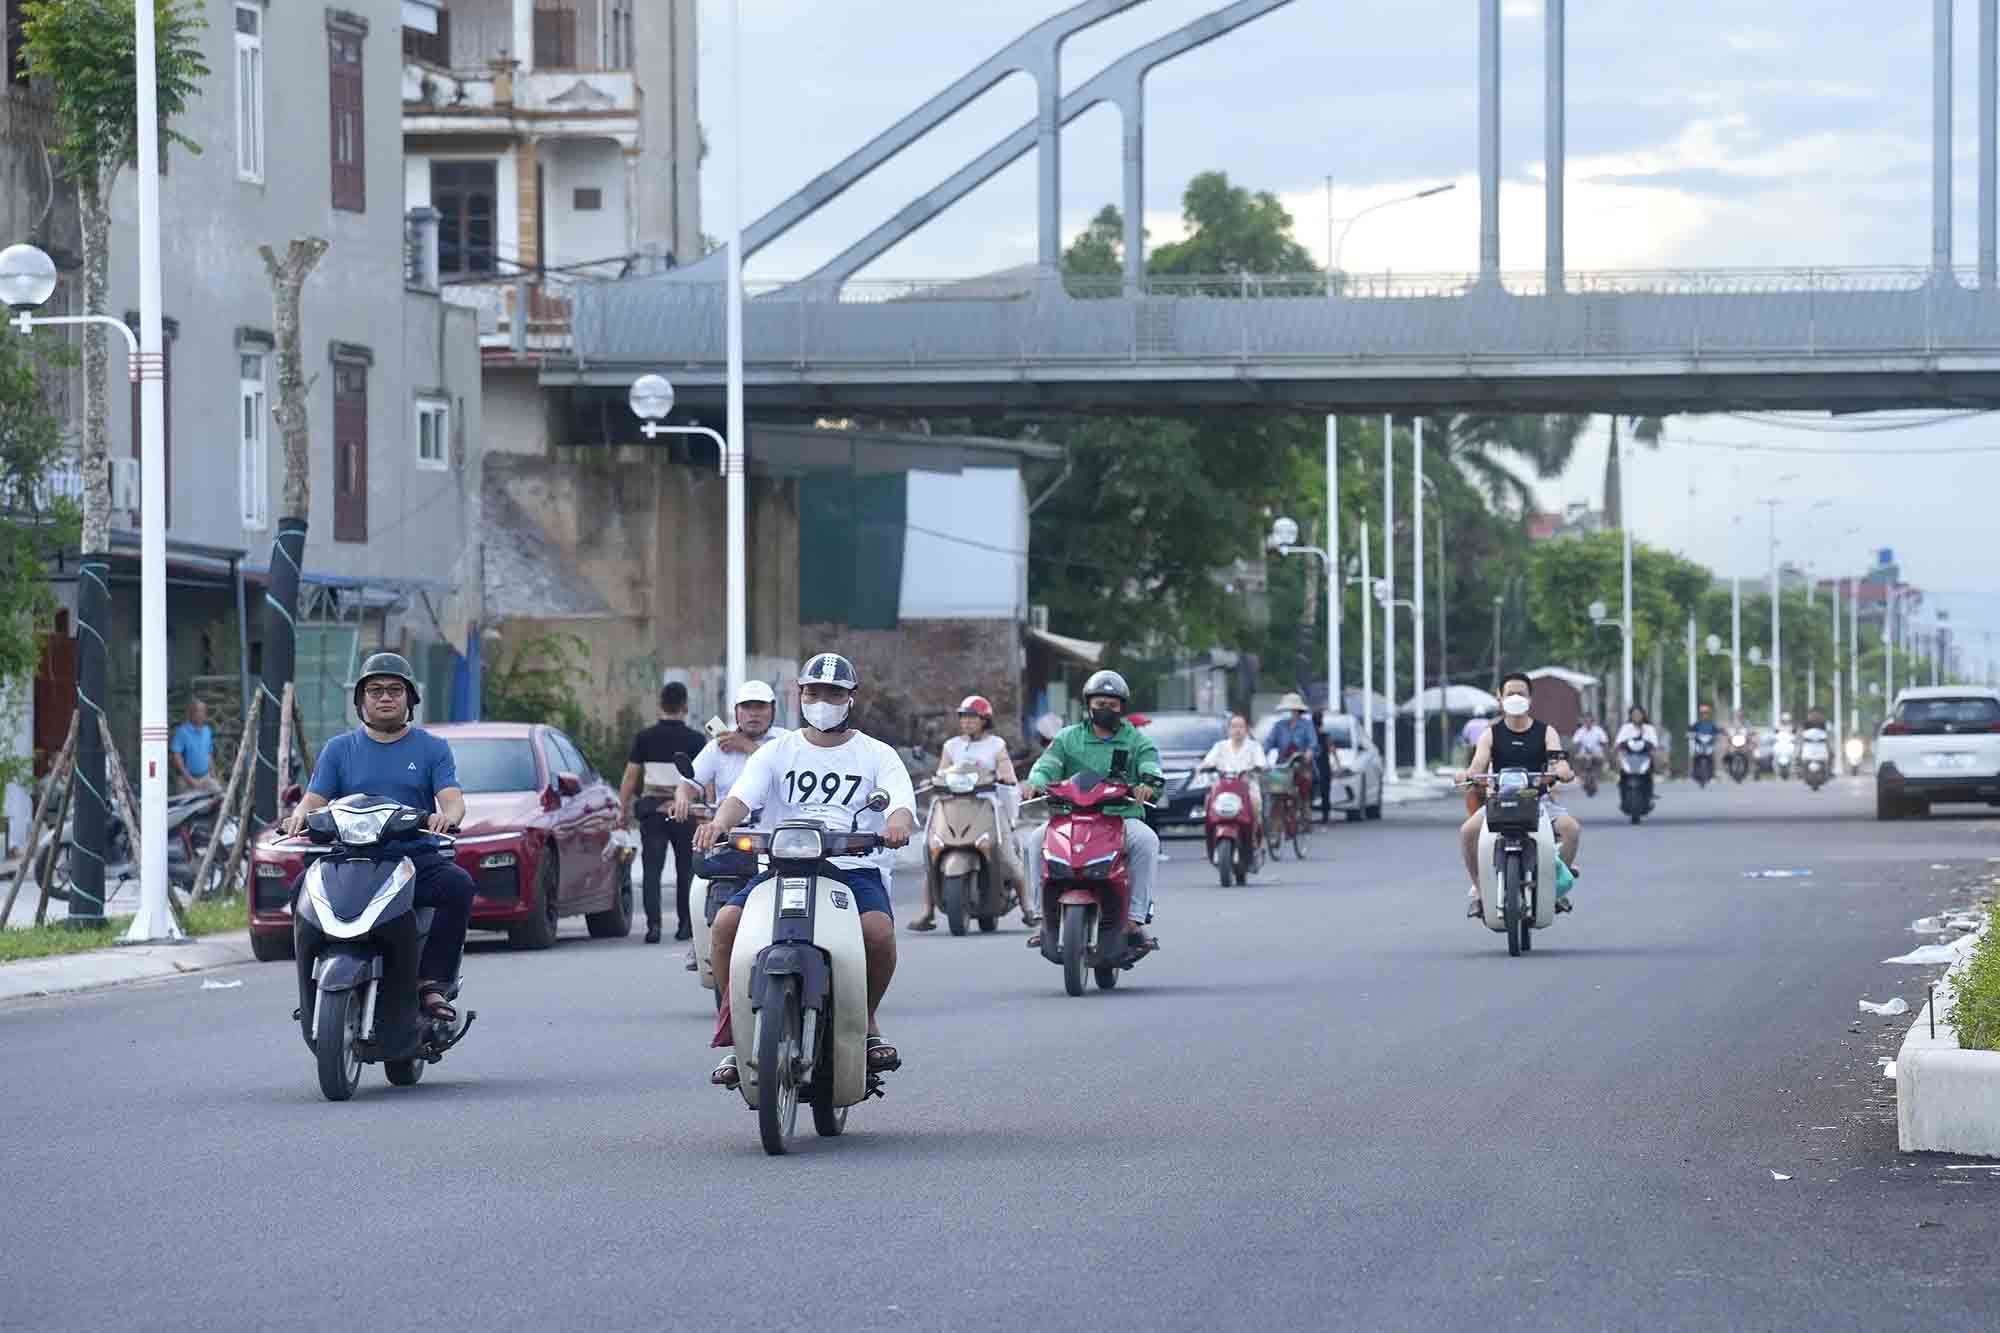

{"left": 1026, "top": 627, "right": 1103, "bottom": 667}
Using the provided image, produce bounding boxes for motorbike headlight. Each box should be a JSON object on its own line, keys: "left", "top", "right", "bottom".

{"left": 1845, "top": 737, "right": 1866, "bottom": 763}
{"left": 329, "top": 804, "right": 392, "bottom": 846}
{"left": 945, "top": 771, "right": 978, "bottom": 794}
{"left": 1214, "top": 792, "right": 1244, "bottom": 818}
{"left": 770, "top": 827, "right": 824, "bottom": 861}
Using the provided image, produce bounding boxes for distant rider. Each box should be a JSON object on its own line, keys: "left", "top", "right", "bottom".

{"left": 1457, "top": 671, "right": 1579, "bottom": 919}
{"left": 1264, "top": 692, "right": 1318, "bottom": 821}
{"left": 1199, "top": 712, "right": 1268, "bottom": 836}
{"left": 909, "top": 694, "right": 1033, "bottom": 932}
{"left": 1019, "top": 670, "right": 1166, "bottom": 953}
{"left": 668, "top": 678, "right": 789, "bottom": 968}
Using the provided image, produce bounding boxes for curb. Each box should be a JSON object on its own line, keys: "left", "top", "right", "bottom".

{"left": 1896, "top": 922, "right": 2000, "bottom": 1156}
{"left": 0, "top": 931, "right": 258, "bottom": 1006}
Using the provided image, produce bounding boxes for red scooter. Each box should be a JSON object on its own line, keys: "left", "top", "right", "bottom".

{"left": 1201, "top": 766, "right": 1263, "bottom": 887}
{"left": 1030, "top": 771, "right": 1152, "bottom": 997}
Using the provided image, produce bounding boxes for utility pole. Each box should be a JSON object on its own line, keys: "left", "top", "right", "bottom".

{"left": 1412, "top": 417, "right": 1426, "bottom": 778}
{"left": 1357, "top": 521, "right": 1373, "bottom": 742}
{"left": 1327, "top": 416, "right": 1340, "bottom": 716}
{"left": 1382, "top": 413, "right": 1397, "bottom": 783}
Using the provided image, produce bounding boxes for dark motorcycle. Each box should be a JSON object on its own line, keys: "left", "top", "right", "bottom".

{"left": 1575, "top": 751, "right": 1603, "bottom": 798}
{"left": 46, "top": 786, "right": 232, "bottom": 899}
{"left": 285, "top": 795, "right": 475, "bottom": 1102}
{"left": 1725, "top": 729, "right": 1751, "bottom": 783}
{"left": 1617, "top": 738, "right": 1656, "bottom": 824}
{"left": 1690, "top": 732, "right": 1717, "bottom": 788}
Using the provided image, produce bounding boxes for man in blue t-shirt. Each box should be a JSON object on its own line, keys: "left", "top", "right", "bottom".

{"left": 170, "top": 698, "right": 219, "bottom": 791}
{"left": 281, "top": 652, "right": 474, "bottom": 1022}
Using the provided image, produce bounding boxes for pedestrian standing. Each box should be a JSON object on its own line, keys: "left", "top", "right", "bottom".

{"left": 170, "top": 697, "right": 220, "bottom": 793}
{"left": 617, "top": 682, "right": 707, "bottom": 944}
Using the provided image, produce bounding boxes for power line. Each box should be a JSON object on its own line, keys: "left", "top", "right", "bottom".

{"left": 1725, "top": 410, "right": 1995, "bottom": 433}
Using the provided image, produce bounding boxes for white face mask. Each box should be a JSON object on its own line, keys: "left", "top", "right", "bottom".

{"left": 1501, "top": 694, "right": 1531, "bottom": 717}
{"left": 802, "top": 699, "right": 851, "bottom": 732}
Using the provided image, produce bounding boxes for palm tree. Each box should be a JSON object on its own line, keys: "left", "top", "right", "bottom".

{"left": 1427, "top": 414, "right": 1591, "bottom": 514}
{"left": 1601, "top": 415, "right": 1663, "bottom": 531}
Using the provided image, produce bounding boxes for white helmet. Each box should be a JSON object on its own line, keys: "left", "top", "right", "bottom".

{"left": 734, "top": 679, "right": 777, "bottom": 708}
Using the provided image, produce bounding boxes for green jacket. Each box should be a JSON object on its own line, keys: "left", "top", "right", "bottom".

{"left": 1027, "top": 719, "right": 1165, "bottom": 820}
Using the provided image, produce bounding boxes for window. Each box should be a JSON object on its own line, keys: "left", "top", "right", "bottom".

{"left": 449, "top": 739, "right": 540, "bottom": 794}
{"left": 415, "top": 397, "right": 449, "bottom": 470}
{"left": 328, "top": 27, "right": 365, "bottom": 212}
{"left": 402, "top": 8, "right": 449, "bottom": 65}
{"left": 572, "top": 187, "right": 601, "bottom": 212}
{"left": 332, "top": 360, "right": 368, "bottom": 542}
{"left": 431, "top": 161, "right": 497, "bottom": 277}
{"left": 549, "top": 729, "right": 591, "bottom": 782}
{"left": 239, "top": 352, "right": 268, "bottom": 529}
{"left": 234, "top": 4, "right": 263, "bottom": 182}
{"left": 533, "top": 0, "right": 577, "bottom": 68}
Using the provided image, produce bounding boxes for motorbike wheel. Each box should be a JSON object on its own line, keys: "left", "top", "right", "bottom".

{"left": 384, "top": 1056, "right": 426, "bottom": 1087}
{"left": 1503, "top": 853, "right": 1525, "bottom": 959}
{"left": 1291, "top": 818, "right": 1312, "bottom": 861}
{"left": 1093, "top": 964, "right": 1120, "bottom": 990}
{"left": 977, "top": 915, "right": 998, "bottom": 933}
{"left": 941, "top": 872, "right": 972, "bottom": 937}
{"left": 315, "top": 989, "right": 364, "bottom": 1102}
{"left": 1215, "top": 836, "right": 1235, "bottom": 887}
{"left": 250, "top": 930, "right": 295, "bottom": 963}
{"left": 756, "top": 981, "right": 803, "bottom": 1155}
{"left": 1061, "top": 902, "right": 1090, "bottom": 998}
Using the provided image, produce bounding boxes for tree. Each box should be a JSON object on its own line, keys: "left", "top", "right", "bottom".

{"left": 1428, "top": 413, "right": 1589, "bottom": 515}
{"left": 1600, "top": 414, "right": 1662, "bottom": 531}
{"left": 250, "top": 239, "right": 327, "bottom": 830}
{"left": 1063, "top": 204, "right": 1123, "bottom": 280}
{"left": 1148, "top": 171, "right": 1317, "bottom": 277}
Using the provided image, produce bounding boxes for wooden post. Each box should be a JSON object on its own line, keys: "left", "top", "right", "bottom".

{"left": 191, "top": 692, "right": 261, "bottom": 899}
{"left": 290, "top": 689, "right": 315, "bottom": 780}
{"left": 216, "top": 761, "right": 259, "bottom": 902}
{"left": 34, "top": 771, "right": 76, "bottom": 926}
{"left": 276, "top": 683, "right": 295, "bottom": 805}
{"left": 2, "top": 713, "right": 79, "bottom": 927}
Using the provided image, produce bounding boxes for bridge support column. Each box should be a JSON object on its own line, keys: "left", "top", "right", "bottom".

{"left": 1039, "top": 60, "right": 1062, "bottom": 272}
{"left": 1936, "top": 0, "right": 1955, "bottom": 283}
{"left": 1479, "top": 0, "right": 1501, "bottom": 285}
{"left": 1122, "top": 88, "right": 1145, "bottom": 295}
{"left": 1983, "top": 0, "right": 1997, "bottom": 287}
{"left": 1545, "top": 0, "right": 1564, "bottom": 293}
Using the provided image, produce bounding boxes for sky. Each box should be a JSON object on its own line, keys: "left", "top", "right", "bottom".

{"left": 694, "top": 0, "right": 2000, "bottom": 665}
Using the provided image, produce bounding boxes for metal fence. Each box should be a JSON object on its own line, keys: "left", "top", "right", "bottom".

{"left": 569, "top": 267, "right": 2000, "bottom": 372}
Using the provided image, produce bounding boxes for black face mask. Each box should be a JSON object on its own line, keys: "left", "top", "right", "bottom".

{"left": 1089, "top": 706, "right": 1122, "bottom": 730}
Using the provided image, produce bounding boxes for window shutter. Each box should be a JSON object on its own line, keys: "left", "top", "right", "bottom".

{"left": 333, "top": 362, "right": 368, "bottom": 542}
{"left": 328, "top": 32, "right": 365, "bottom": 212}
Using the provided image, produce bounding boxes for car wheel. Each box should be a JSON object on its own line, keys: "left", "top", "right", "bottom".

{"left": 509, "top": 850, "right": 560, "bottom": 950}
{"left": 1875, "top": 787, "right": 1904, "bottom": 822}
{"left": 585, "top": 869, "right": 634, "bottom": 939}
{"left": 250, "top": 929, "right": 295, "bottom": 963}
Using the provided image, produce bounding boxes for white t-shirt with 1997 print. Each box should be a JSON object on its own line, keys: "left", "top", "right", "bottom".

{"left": 725, "top": 729, "right": 917, "bottom": 872}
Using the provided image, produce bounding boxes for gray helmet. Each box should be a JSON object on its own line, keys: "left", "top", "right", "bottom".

{"left": 797, "top": 652, "right": 859, "bottom": 690}
{"left": 353, "top": 651, "right": 421, "bottom": 718}
{"left": 1082, "top": 669, "right": 1129, "bottom": 702}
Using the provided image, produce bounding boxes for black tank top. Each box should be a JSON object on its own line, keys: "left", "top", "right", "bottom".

{"left": 1490, "top": 717, "right": 1552, "bottom": 774}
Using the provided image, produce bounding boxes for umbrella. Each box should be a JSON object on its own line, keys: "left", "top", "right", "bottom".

{"left": 1400, "top": 684, "right": 1500, "bottom": 716}
{"left": 1337, "top": 686, "right": 1395, "bottom": 719}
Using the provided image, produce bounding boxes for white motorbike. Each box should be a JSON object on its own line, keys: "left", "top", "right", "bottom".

{"left": 1469, "top": 769, "right": 1561, "bottom": 958}
{"left": 685, "top": 804, "right": 760, "bottom": 1011}
{"left": 1799, "top": 726, "right": 1831, "bottom": 791}
{"left": 727, "top": 792, "right": 894, "bottom": 1155}
{"left": 1772, "top": 728, "right": 1798, "bottom": 780}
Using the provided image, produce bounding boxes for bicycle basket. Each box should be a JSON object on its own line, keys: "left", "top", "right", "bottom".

{"left": 1486, "top": 787, "right": 1541, "bottom": 834}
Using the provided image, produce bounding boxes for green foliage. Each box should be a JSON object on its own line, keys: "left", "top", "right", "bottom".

{"left": 0, "top": 332, "right": 81, "bottom": 788}
{"left": 1148, "top": 171, "right": 1318, "bottom": 276}
{"left": 1063, "top": 205, "right": 1124, "bottom": 282}
{"left": 1526, "top": 532, "right": 1711, "bottom": 685}
{"left": 1949, "top": 902, "right": 2000, "bottom": 1050}
{"left": 19, "top": 0, "right": 211, "bottom": 183}
{"left": 481, "top": 631, "right": 636, "bottom": 780}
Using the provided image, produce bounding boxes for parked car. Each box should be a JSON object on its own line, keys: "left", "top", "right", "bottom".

{"left": 1133, "top": 711, "right": 1231, "bottom": 832}
{"left": 247, "top": 722, "right": 628, "bottom": 961}
{"left": 1874, "top": 687, "right": 2000, "bottom": 821}
{"left": 1256, "top": 711, "right": 1384, "bottom": 820}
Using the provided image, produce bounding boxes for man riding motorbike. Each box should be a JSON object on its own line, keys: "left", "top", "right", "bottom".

{"left": 1458, "top": 671, "right": 1580, "bottom": 918}
{"left": 1198, "top": 712, "right": 1268, "bottom": 837}
{"left": 909, "top": 694, "right": 1033, "bottom": 932}
{"left": 1689, "top": 702, "right": 1720, "bottom": 781}
{"left": 669, "top": 679, "right": 789, "bottom": 968}
{"left": 694, "top": 654, "right": 915, "bottom": 1088}
{"left": 1019, "top": 669, "right": 1166, "bottom": 954}
{"left": 280, "top": 652, "right": 474, "bottom": 1025}
{"left": 1569, "top": 710, "right": 1609, "bottom": 799}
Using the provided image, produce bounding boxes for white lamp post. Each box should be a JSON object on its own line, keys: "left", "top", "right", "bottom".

{"left": 1269, "top": 515, "right": 1338, "bottom": 735}
{"left": 3, "top": 231, "right": 172, "bottom": 942}
{"left": 723, "top": 0, "right": 747, "bottom": 699}
{"left": 1329, "top": 182, "right": 1456, "bottom": 281}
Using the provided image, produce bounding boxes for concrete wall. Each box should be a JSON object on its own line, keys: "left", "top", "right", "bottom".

{"left": 634, "top": 0, "right": 701, "bottom": 265}
{"left": 797, "top": 618, "right": 1023, "bottom": 751}
{"left": 542, "top": 138, "right": 626, "bottom": 271}
{"left": 480, "top": 368, "right": 551, "bottom": 454}
{"left": 900, "top": 467, "right": 1028, "bottom": 620}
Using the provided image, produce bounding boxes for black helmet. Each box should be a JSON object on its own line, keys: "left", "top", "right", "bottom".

{"left": 797, "top": 652, "right": 859, "bottom": 690}
{"left": 353, "top": 651, "right": 421, "bottom": 719}
{"left": 1081, "top": 669, "right": 1129, "bottom": 702}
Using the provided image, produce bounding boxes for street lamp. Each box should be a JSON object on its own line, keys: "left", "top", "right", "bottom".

{"left": 1269, "top": 513, "right": 1338, "bottom": 738}
{"left": 1329, "top": 182, "right": 1457, "bottom": 282}
{"left": 630, "top": 373, "right": 742, "bottom": 696}
{"left": 3, "top": 240, "right": 172, "bottom": 942}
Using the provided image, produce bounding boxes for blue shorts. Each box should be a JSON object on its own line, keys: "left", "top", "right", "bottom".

{"left": 727, "top": 863, "right": 893, "bottom": 919}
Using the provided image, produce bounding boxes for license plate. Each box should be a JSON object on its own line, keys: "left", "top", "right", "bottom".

{"left": 1925, "top": 752, "right": 1976, "bottom": 770}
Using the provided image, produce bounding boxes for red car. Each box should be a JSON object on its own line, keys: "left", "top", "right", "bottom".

{"left": 248, "top": 721, "right": 629, "bottom": 962}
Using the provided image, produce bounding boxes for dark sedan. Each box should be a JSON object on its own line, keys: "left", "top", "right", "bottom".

{"left": 1134, "top": 711, "right": 1231, "bottom": 833}
{"left": 247, "top": 722, "right": 627, "bottom": 961}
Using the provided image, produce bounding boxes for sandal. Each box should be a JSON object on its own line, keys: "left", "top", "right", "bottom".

{"left": 711, "top": 1054, "right": 739, "bottom": 1087}
{"left": 1025, "top": 930, "right": 1043, "bottom": 949}
{"left": 1125, "top": 929, "right": 1159, "bottom": 955}
{"left": 866, "top": 1035, "right": 901, "bottom": 1072}
{"left": 417, "top": 982, "right": 457, "bottom": 1025}
{"left": 907, "top": 915, "right": 937, "bottom": 933}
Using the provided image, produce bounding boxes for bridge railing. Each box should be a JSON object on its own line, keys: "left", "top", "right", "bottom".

{"left": 569, "top": 267, "right": 2000, "bottom": 370}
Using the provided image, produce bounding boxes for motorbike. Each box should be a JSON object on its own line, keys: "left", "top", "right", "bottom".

{"left": 1468, "top": 769, "right": 1561, "bottom": 958}
{"left": 684, "top": 804, "right": 757, "bottom": 1013}
{"left": 1575, "top": 751, "right": 1603, "bottom": 798}
{"left": 46, "top": 786, "right": 233, "bottom": 899}
{"left": 1800, "top": 726, "right": 1831, "bottom": 791}
{"left": 1200, "top": 766, "right": 1263, "bottom": 887}
{"left": 1027, "top": 771, "right": 1153, "bottom": 997}
{"left": 285, "top": 794, "right": 476, "bottom": 1102}
{"left": 1617, "top": 737, "right": 1656, "bottom": 824}
{"left": 918, "top": 770, "right": 1021, "bottom": 935}
{"left": 1772, "top": 728, "right": 1798, "bottom": 781}
{"left": 1725, "top": 729, "right": 1752, "bottom": 783}
{"left": 1259, "top": 751, "right": 1315, "bottom": 862}
{"left": 1690, "top": 732, "right": 1717, "bottom": 788}
{"left": 726, "top": 791, "right": 894, "bottom": 1155}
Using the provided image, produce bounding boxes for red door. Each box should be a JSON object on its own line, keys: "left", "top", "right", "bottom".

{"left": 332, "top": 361, "right": 367, "bottom": 542}
{"left": 33, "top": 612, "right": 76, "bottom": 777}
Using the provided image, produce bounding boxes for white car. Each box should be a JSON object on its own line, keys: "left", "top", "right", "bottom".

{"left": 1255, "top": 711, "right": 1385, "bottom": 820}
{"left": 1874, "top": 686, "right": 2000, "bottom": 820}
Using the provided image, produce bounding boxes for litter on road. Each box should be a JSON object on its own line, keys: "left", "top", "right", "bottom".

{"left": 1883, "top": 938, "right": 1977, "bottom": 966}
{"left": 1859, "top": 997, "right": 1909, "bottom": 1016}
{"left": 1744, "top": 868, "right": 1814, "bottom": 879}
{"left": 1770, "top": 1170, "right": 1792, "bottom": 1181}
{"left": 200, "top": 979, "right": 244, "bottom": 990}
{"left": 1880, "top": 1058, "right": 1899, "bottom": 1080}
{"left": 1910, "top": 916, "right": 1948, "bottom": 934}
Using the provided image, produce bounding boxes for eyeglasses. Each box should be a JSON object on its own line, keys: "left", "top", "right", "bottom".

{"left": 363, "top": 685, "right": 406, "bottom": 700}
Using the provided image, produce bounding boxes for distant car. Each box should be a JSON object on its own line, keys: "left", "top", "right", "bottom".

{"left": 1132, "top": 711, "right": 1230, "bottom": 832}
{"left": 1875, "top": 687, "right": 2000, "bottom": 820}
{"left": 1256, "top": 711, "right": 1385, "bottom": 820}
{"left": 247, "top": 722, "right": 628, "bottom": 961}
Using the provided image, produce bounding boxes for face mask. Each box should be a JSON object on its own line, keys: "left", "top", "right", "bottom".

{"left": 802, "top": 700, "right": 851, "bottom": 732}
{"left": 1089, "top": 706, "right": 1122, "bottom": 730}
{"left": 1501, "top": 694, "right": 1531, "bottom": 717}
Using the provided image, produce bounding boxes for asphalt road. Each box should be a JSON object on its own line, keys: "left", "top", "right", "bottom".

{"left": 4, "top": 777, "right": 1998, "bottom": 1331}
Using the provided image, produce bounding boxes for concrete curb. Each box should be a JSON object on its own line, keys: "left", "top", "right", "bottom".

{"left": 0, "top": 931, "right": 258, "bottom": 1006}
{"left": 1896, "top": 923, "right": 2000, "bottom": 1156}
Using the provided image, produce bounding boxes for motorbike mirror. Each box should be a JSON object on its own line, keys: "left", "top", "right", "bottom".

{"left": 555, "top": 771, "right": 583, "bottom": 798}
{"left": 865, "top": 790, "right": 892, "bottom": 813}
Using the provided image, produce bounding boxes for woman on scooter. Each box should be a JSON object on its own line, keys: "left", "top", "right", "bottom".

{"left": 1456, "top": 671, "right": 1580, "bottom": 920}
{"left": 909, "top": 695, "right": 1034, "bottom": 931}
{"left": 1197, "top": 713, "right": 1268, "bottom": 837}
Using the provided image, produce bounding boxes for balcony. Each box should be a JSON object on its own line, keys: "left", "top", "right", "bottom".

{"left": 403, "top": 62, "right": 637, "bottom": 129}
{"left": 443, "top": 276, "right": 577, "bottom": 357}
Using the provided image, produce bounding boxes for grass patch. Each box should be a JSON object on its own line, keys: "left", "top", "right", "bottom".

{"left": 0, "top": 894, "right": 246, "bottom": 964}
{"left": 1949, "top": 901, "right": 2000, "bottom": 1050}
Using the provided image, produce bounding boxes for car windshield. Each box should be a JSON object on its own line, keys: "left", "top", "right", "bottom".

{"left": 1137, "top": 715, "right": 1227, "bottom": 754}
{"left": 1323, "top": 719, "right": 1356, "bottom": 748}
{"left": 1894, "top": 697, "right": 2000, "bottom": 732}
{"left": 448, "top": 738, "right": 541, "bottom": 793}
